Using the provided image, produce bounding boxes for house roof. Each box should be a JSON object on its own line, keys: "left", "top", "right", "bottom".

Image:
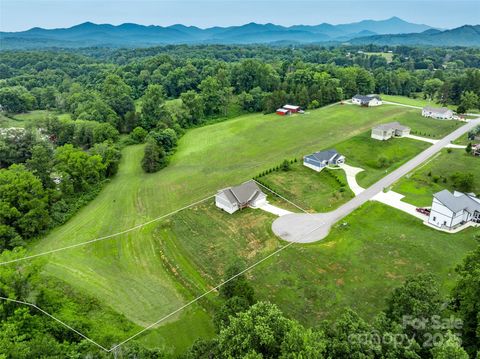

{"left": 423, "top": 106, "right": 452, "bottom": 114}
{"left": 433, "top": 189, "right": 480, "bottom": 213}
{"left": 283, "top": 104, "right": 300, "bottom": 110}
{"left": 276, "top": 108, "right": 289, "bottom": 113}
{"left": 353, "top": 94, "right": 381, "bottom": 102}
{"left": 217, "top": 180, "right": 265, "bottom": 206}
{"left": 305, "top": 149, "right": 342, "bottom": 163}
{"left": 373, "top": 121, "right": 410, "bottom": 132}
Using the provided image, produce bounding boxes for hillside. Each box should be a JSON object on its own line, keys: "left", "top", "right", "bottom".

{"left": 0, "top": 17, "right": 434, "bottom": 49}
{"left": 351, "top": 24, "right": 480, "bottom": 47}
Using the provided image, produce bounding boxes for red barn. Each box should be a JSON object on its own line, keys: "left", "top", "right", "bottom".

{"left": 283, "top": 104, "right": 301, "bottom": 113}
{"left": 276, "top": 108, "right": 290, "bottom": 116}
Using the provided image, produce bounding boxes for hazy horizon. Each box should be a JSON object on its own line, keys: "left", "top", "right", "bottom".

{"left": 1, "top": 0, "right": 479, "bottom": 32}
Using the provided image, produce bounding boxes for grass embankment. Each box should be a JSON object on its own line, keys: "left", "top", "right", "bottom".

{"left": 393, "top": 149, "right": 480, "bottom": 207}
{"left": 29, "top": 100, "right": 475, "bottom": 352}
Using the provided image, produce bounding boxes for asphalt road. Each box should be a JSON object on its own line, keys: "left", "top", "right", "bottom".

{"left": 272, "top": 118, "right": 480, "bottom": 243}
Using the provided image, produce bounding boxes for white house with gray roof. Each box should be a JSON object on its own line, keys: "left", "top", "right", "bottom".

{"left": 352, "top": 94, "right": 382, "bottom": 107}
{"left": 422, "top": 106, "right": 454, "bottom": 120}
{"left": 428, "top": 190, "right": 480, "bottom": 229}
{"left": 215, "top": 180, "right": 267, "bottom": 214}
{"left": 371, "top": 122, "right": 411, "bottom": 140}
{"left": 303, "top": 149, "right": 345, "bottom": 172}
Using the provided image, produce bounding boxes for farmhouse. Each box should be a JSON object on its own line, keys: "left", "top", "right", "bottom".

{"left": 352, "top": 94, "right": 382, "bottom": 107}
{"left": 371, "top": 122, "right": 411, "bottom": 140}
{"left": 276, "top": 108, "right": 290, "bottom": 116}
{"left": 215, "top": 180, "right": 267, "bottom": 214}
{"left": 422, "top": 106, "right": 454, "bottom": 120}
{"left": 428, "top": 190, "right": 480, "bottom": 230}
{"left": 303, "top": 149, "right": 345, "bottom": 172}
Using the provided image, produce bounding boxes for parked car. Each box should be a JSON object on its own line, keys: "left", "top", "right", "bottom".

{"left": 416, "top": 208, "right": 431, "bottom": 215}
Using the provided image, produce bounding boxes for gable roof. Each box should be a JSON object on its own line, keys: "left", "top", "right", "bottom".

{"left": 305, "top": 149, "right": 341, "bottom": 163}
{"left": 283, "top": 104, "right": 300, "bottom": 110}
{"left": 217, "top": 180, "right": 265, "bottom": 206}
{"left": 433, "top": 189, "right": 480, "bottom": 213}
{"left": 353, "top": 94, "right": 381, "bottom": 102}
{"left": 423, "top": 106, "right": 452, "bottom": 114}
{"left": 374, "top": 121, "right": 410, "bottom": 131}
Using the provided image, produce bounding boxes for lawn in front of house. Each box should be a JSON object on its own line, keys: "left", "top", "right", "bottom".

{"left": 256, "top": 162, "right": 354, "bottom": 212}
{"left": 381, "top": 94, "right": 456, "bottom": 109}
{"left": 392, "top": 149, "right": 480, "bottom": 207}
{"left": 334, "top": 131, "right": 430, "bottom": 187}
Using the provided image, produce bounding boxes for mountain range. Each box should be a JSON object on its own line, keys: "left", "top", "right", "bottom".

{"left": 1, "top": 17, "right": 479, "bottom": 49}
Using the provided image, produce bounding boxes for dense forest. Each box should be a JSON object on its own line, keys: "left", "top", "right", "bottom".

{"left": 1, "top": 44, "right": 480, "bottom": 357}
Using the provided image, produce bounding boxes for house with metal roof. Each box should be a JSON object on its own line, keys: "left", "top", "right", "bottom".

{"left": 371, "top": 122, "right": 411, "bottom": 140}
{"left": 428, "top": 190, "right": 480, "bottom": 229}
{"left": 303, "top": 149, "right": 345, "bottom": 172}
{"left": 352, "top": 94, "right": 382, "bottom": 107}
{"left": 422, "top": 106, "right": 454, "bottom": 120}
{"left": 215, "top": 180, "right": 267, "bottom": 214}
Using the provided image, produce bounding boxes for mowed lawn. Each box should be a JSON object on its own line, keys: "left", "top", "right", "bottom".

{"left": 335, "top": 131, "right": 430, "bottom": 187}
{"left": 393, "top": 149, "right": 480, "bottom": 207}
{"left": 151, "top": 201, "right": 479, "bottom": 328}
{"left": 257, "top": 163, "right": 354, "bottom": 212}
{"left": 29, "top": 101, "right": 470, "bottom": 351}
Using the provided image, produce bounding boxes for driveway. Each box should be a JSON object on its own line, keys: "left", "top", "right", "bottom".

{"left": 272, "top": 119, "right": 480, "bottom": 243}
{"left": 259, "top": 203, "right": 292, "bottom": 217}
{"left": 337, "top": 163, "right": 365, "bottom": 195}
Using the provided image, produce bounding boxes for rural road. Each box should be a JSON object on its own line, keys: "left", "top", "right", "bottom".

{"left": 272, "top": 118, "right": 480, "bottom": 243}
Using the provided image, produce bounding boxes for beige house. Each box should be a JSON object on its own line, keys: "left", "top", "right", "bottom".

{"left": 371, "top": 122, "right": 411, "bottom": 140}
{"left": 215, "top": 180, "right": 267, "bottom": 214}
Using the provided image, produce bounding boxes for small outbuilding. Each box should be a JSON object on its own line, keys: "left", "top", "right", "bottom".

{"left": 276, "top": 108, "right": 290, "bottom": 116}
{"left": 303, "top": 149, "right": 345, "bottom": 172}
{"left": 422, "top": 106, "right": 454, "bottom": 120}
{"left": 215, "top": 180, "right": 267, "bottom": 214}
{"left": 371, "top": 122, "right": 411, "bottom": 140}
{"left": 352, "top": 94, "right": 382, "bottom": 107}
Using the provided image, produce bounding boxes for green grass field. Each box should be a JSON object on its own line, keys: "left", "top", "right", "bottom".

{"left": 364, "top": 51, "right": 393, "bottom": 63}
{"left": 257, "top": 163, "right": 354, "bottom": 212}
{"left": 144, "top": 200, "right": 479, "bottom": 328}
{"left": 335, "top": 131, "right": 430, "bottom": 187}
{"left": 381, "top": 94, "right": 457, "bottom": 110}
{"left": 393, "top": 149, "right": 480, "bottom": 207}
{"left": 0, "top": 110, "right": 71, "bottom": 128}
{"left": 28, "top": 101, "right": 478, "bottom": 352}
{"left": 255, "top": 130, "right": 429, "bottom": 210}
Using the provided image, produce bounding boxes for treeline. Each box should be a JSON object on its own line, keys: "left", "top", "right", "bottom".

{"left": 0, "top": 124, "right": 120, "bottom": 250}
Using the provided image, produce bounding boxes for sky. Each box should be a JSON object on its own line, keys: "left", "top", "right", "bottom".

{"left": 1, "top": 0, "right": 479, "bottom": 32}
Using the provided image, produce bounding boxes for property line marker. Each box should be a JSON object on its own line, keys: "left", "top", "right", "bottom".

{"left": 254, "top": 179, "right": 312, "bottom": 215}
{"left": 108, "top": 219, "right": 326, "bottom": 352}
{"left": 0, "top": 180, "right": 324, "bottom": 352}
{"left": 0, "top": 195, "right": 215, "bottom": 266}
